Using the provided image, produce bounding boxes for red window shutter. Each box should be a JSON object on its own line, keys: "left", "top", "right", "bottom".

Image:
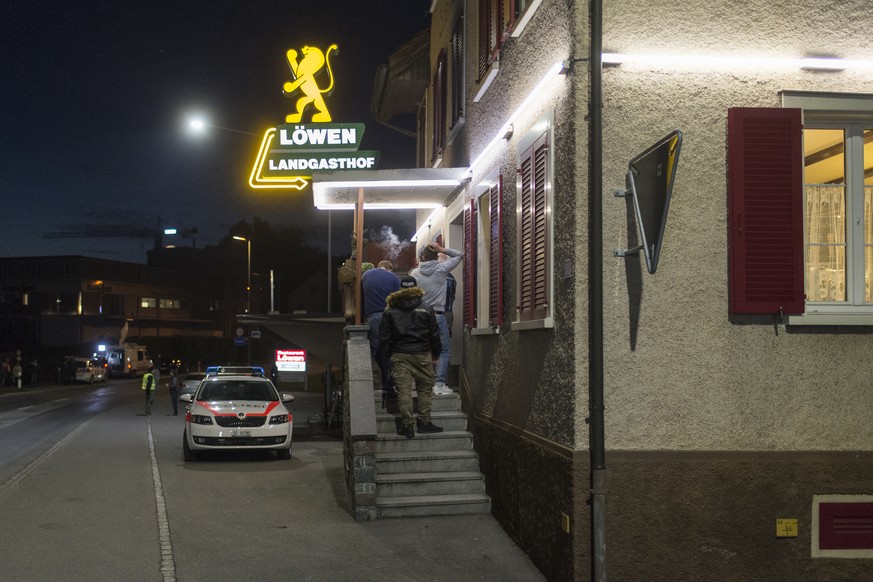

{"left": 489, "top": 175, "right": 504, "bottom": 326}
{"left": 727, "top": 107, "right": 804, "bottom": 315}
{"left": 532, "top": 139, "right": 549, "bottom": 320}
{"left": 450, "top": 14, "right": 464, "bottom": 125}
{"left": 464, "top": 200, "right": 477, "bottom": 328}
{"left": 517, "top": 134, "right": 549, "bottom": 321}
{"left": 477, "top": 0, "right": 491, "bottom": 79}
{"left": 819, "top": 502, "right": 873, "bottom": 550}
{"left": 518, "top": 147, "right": 534, "bottom": 320}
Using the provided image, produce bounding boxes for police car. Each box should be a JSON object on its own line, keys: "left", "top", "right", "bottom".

{"left": 179, "top": 370, "right": 293, "bottom": 461}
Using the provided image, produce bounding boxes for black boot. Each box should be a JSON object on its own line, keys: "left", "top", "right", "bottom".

{"left": 417, "top": 421, "right": 443, "bottom": 434}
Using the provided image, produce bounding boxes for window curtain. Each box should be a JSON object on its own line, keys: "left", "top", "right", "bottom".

{"left": 805, "top": 184, "right": 846, "bottom": 301}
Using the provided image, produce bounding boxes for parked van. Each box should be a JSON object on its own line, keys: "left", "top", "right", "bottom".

{"left": 106, "top": 344, "right": 151, "bottom": 377}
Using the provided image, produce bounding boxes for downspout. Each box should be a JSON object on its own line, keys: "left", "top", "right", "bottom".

{"left": 588, "top": 0, "right": 607, "bottom": 580}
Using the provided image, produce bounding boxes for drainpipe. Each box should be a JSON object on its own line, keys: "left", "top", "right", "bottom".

{"left": 589, "top": 0, "right": 607, "bottom": 580}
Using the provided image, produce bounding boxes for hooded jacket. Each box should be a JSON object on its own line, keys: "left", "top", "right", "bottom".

{"left": 410, "top": 247, "right": 463, "bottom": 312}
{"left": 379, "top": 287, "right": 441, "bottom": 359}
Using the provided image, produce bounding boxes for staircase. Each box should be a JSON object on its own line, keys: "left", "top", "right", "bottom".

{"left": 374, "top": 389, "right": 491, "bottom": 518}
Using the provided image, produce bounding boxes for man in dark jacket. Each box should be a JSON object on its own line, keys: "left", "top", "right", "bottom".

{"left": 379, "top": 279, "right": 443, "bottom": 438}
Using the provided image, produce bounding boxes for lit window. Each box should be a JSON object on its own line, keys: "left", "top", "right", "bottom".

{"left": 141, "top": 297, "right": 156, "bottom": 308}
{"left": 804, "top": 124, "right": 873, "bottom": 305}
{"left": 468, "top": 171, "right": 504, "bottom": 332}
{"left": 727, "top": 95, "right": 873, "bottom": 322}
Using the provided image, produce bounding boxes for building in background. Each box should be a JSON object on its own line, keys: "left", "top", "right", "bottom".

{"left": 0, "top": 252, "right": 269, "bottom": 365}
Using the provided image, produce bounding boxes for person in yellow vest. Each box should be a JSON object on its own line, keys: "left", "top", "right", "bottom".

{"left": 142, "top": 365, "right": 156, "bottom": 415}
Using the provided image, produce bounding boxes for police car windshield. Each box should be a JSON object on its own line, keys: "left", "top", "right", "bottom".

{"left": 196, "top": 381, "right": 277, "bottom": 402}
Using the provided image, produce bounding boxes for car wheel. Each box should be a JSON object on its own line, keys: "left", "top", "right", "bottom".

{"left": 277, "top": 447, "right": 291, "bottom": 460}
{"left": 182, "top": 430, "right": 198, "bottom": 462}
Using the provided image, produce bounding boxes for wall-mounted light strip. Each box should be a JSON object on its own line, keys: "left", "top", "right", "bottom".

{"left": 315, "top": 201, "right": 443, "bottom": 211}
{"left": 312, "top": 177, "right": 462, "bottom": 210}
{"left": 411, "top": 208, "right": 440, "bottom": 243}
{"left": 602, "top": 53, "right": 873, "bottom": 71}
{"left": 466, "top": 59, "right": 568, "bottom": 178}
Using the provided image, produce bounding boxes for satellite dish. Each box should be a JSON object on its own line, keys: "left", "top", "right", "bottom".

{"left": 620, "top": 130, "right": 682, "bottom": 274}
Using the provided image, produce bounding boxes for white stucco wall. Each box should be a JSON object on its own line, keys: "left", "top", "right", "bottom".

{"left": 598, "top": 0, "right": 873, "bottom": 450}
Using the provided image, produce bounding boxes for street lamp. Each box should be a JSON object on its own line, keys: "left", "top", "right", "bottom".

{"left": 232, "top": 236, "right": 251, "bottom": 313}
{"left": 186, "top": 115, "right": 260, "bottom": 138}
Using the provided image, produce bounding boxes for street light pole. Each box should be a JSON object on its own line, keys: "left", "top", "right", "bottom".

{"left": 233, "top": 235, "right": 251, "bottom": 313}
{"left": 233, "top": 235, "right": 252, "bottom": 366}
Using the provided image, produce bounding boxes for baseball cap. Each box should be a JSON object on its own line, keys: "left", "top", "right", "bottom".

{"left": 399, "top": 275, "right": 417, "bottom": 288}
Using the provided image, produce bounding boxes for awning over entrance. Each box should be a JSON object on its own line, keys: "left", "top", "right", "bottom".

{"left": 311, "top": 167, "right": 468, "bottom": 210}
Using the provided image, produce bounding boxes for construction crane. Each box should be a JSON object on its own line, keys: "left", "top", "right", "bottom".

{"left": 43, "top": 218, "right": 198, "bottom": 251}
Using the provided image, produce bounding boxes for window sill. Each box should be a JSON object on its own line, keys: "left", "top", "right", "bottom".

{"left": 511, "top": 0, "right": 544, "bottom": 38}
{"left": 787, "top": 312, "right": 873, "bottom": 326}
{"left": 470, "top": 326, "right": 499, "bottom": 336}
{"left": 473, "top": 63, "right": 499, "bottom": 103}
{"left": 511, "top": 316, "right": 554, "bottom": 331}
{"left": 447, "top": 116, "right": 465, "bottom": 146}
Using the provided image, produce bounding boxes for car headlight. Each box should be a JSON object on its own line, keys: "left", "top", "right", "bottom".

{"left": 269, "top": 414, "right": 289, "bottom": 424}
{"left": 190, "top": 414, "right": 214, "bottom": 425}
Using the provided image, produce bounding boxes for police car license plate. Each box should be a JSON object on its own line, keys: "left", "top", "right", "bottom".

{"left": 231, "top": 430, "right": 251, "bottom": 437}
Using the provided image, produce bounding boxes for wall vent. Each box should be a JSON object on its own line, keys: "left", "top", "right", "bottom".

{"left": 812, "top": 495, "right": 873, "bottom": 558}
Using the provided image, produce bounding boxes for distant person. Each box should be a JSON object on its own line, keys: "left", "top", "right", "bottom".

{"left": 411, "top": 242, "right": 463, "bottom": 395}
{"left": 1, "top": 358, "right": 10, "bottom": 388}
{"left": 29, "top": 357, "right": 38, "bottom": 387}
{"left": 152, "top": 358, "right": 161, "bottom": 383}
{"left": 168, "top": 368, "right": 179, "bottom": 416}
{"left": 142, "top": 365, "right": 156, "bottom": 415}
{"left": 361, "top": 260, "right": 400, "bottom": 393}
{"left": 379, "top": 278, "right": 443, "bottom": 438}
{"left": 12, "top": 360, "right": 23, "bottom": 389}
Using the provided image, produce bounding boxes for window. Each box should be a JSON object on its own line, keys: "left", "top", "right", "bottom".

{"left": 448, "top": 10, "right": 465, "bottom": 143}
{"left": 141, "top": 297, "right": 156, "bottom": 308}
{"left": 417, "top": 100, "right": 427, "bottom": 168}
{"left": 477, "top": 0, "right": 514, "bottom": 80}
{"left": 464, "top": 198, "right": 477, "bottom": 328}
{"left": 514, "top": 116, "right": 553, "bottom": 327}
{"left": 432, "top": 49, "right": 447, "bottom": 165}
{"left": 804, "top": 123, "right": 873, "bottom": 307}
{"left": 469, "top": 172, "right": 505, "bottom": 333}
{"left": 159, "top": 298, "right": 180, "bottom": 309}
{"left": 728, "top": 95, "right": 873, "bottom": 322}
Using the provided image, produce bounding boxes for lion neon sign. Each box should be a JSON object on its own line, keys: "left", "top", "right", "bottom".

{"left": 283, "top": 44, "right": 338, "bottom": 123}
{"left": 249, "top": 43, "right": 380, "bottom": 191}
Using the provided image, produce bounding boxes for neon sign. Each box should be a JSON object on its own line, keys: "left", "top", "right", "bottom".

{"left": 249, "top": 43, "right": 380, "bottom": 191}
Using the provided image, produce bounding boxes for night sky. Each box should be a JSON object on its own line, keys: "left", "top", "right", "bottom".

{"left": 1, "top": 0, "right": 429, "bottom": 263}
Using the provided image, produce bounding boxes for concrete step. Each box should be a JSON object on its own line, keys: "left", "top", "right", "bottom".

{"left": 376, "top": 449, "right": 481, "bottom": 474}
{"left": 376, "top": 430, "right": 472, "bottom": 454}
{"left": 377, "top": 471, "right": 486, "bottom": 497}
{"left": 374, "top": 390, "right": 461, "bottom": 413}
{"left": 376, "top": 493, "right": 491, "bottom": 518}
{"left": 376, "top": 410, "right": 468, "bottom": 434}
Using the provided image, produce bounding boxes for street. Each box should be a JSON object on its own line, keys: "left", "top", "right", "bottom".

{"left": 0, "top": 381, "right": 544, "bottom": 582}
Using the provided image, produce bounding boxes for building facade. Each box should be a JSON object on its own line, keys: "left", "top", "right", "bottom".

{"left": 405, "top": 1, "right": 873, "bottom": 579}
{"left": 0, "top": 254, "right": 258, "bottom": 356}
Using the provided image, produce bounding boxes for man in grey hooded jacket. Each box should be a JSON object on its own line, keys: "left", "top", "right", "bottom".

{"left": 410, "top": 241, "right": 464, "bottom": 394}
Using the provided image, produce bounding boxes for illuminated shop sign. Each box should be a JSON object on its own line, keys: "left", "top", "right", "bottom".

{"left": 276, "top": 349, "right": 306, "bottom": 372}
{"left": 249, "top": 43, "right": 380, "bottom": 190}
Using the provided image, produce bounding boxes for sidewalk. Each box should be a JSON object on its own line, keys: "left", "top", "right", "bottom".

{"left": 3, "top": 379, "right": 545, "bottom": 580}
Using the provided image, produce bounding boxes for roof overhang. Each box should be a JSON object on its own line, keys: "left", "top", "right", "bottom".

{"left": 311, "top": 167, "right": 468, "bottom": 210}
